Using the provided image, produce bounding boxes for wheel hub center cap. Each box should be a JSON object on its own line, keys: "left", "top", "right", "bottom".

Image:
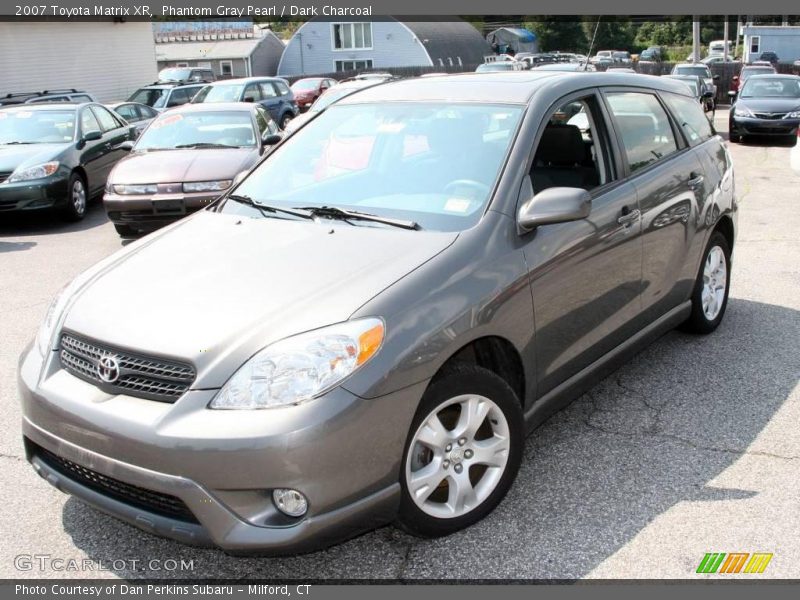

{"left": 449, "top": 448, "right": 464, "bottom": 463}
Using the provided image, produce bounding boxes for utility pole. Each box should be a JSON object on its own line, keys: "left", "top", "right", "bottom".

{"left": 692, "top": 17, "right": 701, "bottom": 63}
{"left": 723, "top": 17, "right": 729, "bottom": 62}
{"left": 733, "top": 16, "right": 740, "bottom": 59}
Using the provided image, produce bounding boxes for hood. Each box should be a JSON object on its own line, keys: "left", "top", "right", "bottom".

{"left": 62, "top": 211, "right": 458, "bottom": 388}
{"left": 0, "top": 143, "right": 69, "bottom": 173}
{"left": 109, "top": 148, "right": 257, "bottom": 184}
{"left": 737, "top": 97, "right": 800, "bottom": 113}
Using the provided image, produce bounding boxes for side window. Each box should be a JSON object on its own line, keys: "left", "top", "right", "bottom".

{"left": 115, "top": 104, "right": 139, "bottom": 122}
{"left": 243, "top": 84, "right": 262, "bottom": 102}
{"left": 606, "top": 92, "right": 678, "bottom": 173}
{"left": 661, "top": 91, "right": 714, "bottom": 146}
{"left": 254, "top": 108, "right": 269, "bottom": 136}
{"left": 139, "top": 105, "right": 158, "bottom": 119}
{"left": 92, "top": 106, "right": 122, "bottom": 131}
{"left": 167, "top": 88, "right": 190, "bottom": 107}
{"left": 275, "top": 82, "right": 290, "bottom": 96}
{"left": 530, "top": 95, "right": 613, "bottom": 194}
{"left": 79, "top": 108, "right": 101, "bottom": 134}
{"left": 259, "top": 83, "right": 278, "bottom": 99}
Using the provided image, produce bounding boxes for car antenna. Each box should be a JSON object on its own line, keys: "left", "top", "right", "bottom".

{"left": 584, "top": 18, "right": 601, "bottom": 71}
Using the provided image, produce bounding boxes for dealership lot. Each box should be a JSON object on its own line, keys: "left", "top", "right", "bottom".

{"left": 0, "top": 108, "right": 798, "bottom": 579}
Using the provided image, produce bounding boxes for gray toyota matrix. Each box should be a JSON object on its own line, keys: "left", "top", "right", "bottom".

{"left": 19, "top": 72, "right": 736, "bottom": 554}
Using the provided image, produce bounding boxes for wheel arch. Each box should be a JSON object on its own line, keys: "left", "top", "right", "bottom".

{"left": 430, "top": 335, "right": 526, "bottom": 407}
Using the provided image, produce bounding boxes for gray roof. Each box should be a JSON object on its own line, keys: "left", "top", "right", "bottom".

{"left": 339, "top": 71, "right": 694, "bottom": 105}
{"left": 401, "top": 20, "right": 492, "bottom": 66}
{"left": 155, "top": 36, "right": 277, "bottom": 62}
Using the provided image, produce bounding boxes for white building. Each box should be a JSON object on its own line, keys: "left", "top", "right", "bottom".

{"left": 741, "top": 25, "right": 800, "bottom": 63}
{"left": 0, "top": 21, "right": 157, "bottom": 103}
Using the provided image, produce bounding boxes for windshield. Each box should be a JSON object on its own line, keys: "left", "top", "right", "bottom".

{"left": 0, "top": 110, "right": 75, "bottom": 144}
{"left": 741, "top": 78, "right": 800, "bottom": 98}
{"left": 222, "top": 102, "right": 523, "bottom": 232}
{"left": 134, "top": 111, "right": 256, "bottom": 150}
{"left": 128, "top": 88, "right": 167, "bottom": 107}
{"left": 675, "top": 66, "right": 710, "bottom": 78}
{"left": 159, "top": 68, "right": 191, "bottom": 81}
{"left": 292, "top": 79, "right": 322, "bottom": 92}
{"left": 192, "top": 84, "right": 244, "bottom": 103}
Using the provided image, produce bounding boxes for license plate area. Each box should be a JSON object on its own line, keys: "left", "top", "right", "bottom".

{"left": 152, "top": 198, "right": 185, "bottom": 215}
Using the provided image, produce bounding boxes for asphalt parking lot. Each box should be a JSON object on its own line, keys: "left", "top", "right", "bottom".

{"left": 1, "top": 108, "right": 798, "bottom": 580}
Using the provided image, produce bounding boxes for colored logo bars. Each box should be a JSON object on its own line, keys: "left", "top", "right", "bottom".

{"left": 697, "top": 552, "right": 773, "bottom": 574}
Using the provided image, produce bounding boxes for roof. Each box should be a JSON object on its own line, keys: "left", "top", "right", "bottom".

{"left": 338, "top": 71, "right": 693, "bottom": 105}
{"left": 169, "top": 102, "right": 257, "bottom": 114}
{"left": 401, "top": 20, "right": 493, "bottom": 66}
{"left": 155, "top": 38, "right": 269, "bottom": 62}
{"left": 201, "top": 76, "right": 286, "bottom": 86}
{"left": 0, "top": 102, "right": 88, "bottom": 111}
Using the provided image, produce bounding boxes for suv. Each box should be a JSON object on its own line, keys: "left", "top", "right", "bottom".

{"left": 157, "top": 67, "right": 216, "bottom": 83}
{"left": 639, "top": 47, "right": 664, "bottom": 63}
{"left": 757, "top": 51, "right": 780, "bottom": 66}
{"left": 126, "top": 82, "right": 207, "bottom": 112}
{"left": 191, "top": 77, "right": 298, "bottom": 129}
{"left": 0, "top": 89, "right": 97, "bottom": 107}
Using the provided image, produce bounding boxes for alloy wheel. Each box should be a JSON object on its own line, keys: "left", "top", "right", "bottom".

{"left": 72, "top": 178, "right": 86, "bottom": 216}
{"left": 702, "top": 245, "right": 727, "bottom": 320}
{"left": 405, "top": 394, "right": 511, "bottom": 519}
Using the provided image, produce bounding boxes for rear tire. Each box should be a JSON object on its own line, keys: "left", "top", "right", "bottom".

{"left": 681, "top": 231, "right": 731, "bottom": 334}
{"left": 397, "top": 364, "right": 523, "bottom": 538}
{"left": 280, "top": 114, "right": 292, "bottom": 130}
{"left": 60, "top": 172, "right": 87, "bottom": 222}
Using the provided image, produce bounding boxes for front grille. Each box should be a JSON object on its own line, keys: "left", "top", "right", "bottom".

{"left": 60, "top": 333, "right": 195, "bottom": 403}
{"left": 33, "top": 443, "right": 199, "bottom": 524}
{"left": 752, "top": 112, "right": 786, "bottom": 120}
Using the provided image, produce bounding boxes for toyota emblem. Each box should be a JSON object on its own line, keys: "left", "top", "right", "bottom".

{"left": 97, "top": 355, "right": 120, "bottom": 383}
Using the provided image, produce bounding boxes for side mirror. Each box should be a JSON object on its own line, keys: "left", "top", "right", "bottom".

{"left": 119, "top": 140, "right": 135, "bottom": 151}
{"left": 517, "top": 186, "right": 592, "bottom": 232}
{"left": 82, "top": 130, "right": 102, "bottom": 142}
{"left": 713, "top": 74, "right": 720, "bottom": 81}
{"left": 262, "top": 133, "right": 282, "bottom": 146}
{"left": 732, "top": 75, "right": 739, "bottom": 82}
{"left": 243, "top": 96, "right": 255, "bottom": 103}
{"left": 703, "top": 90, "right": 715, "bottom": 99}
{"left": 728, "top": 90, "right": 737, "bottom": 98}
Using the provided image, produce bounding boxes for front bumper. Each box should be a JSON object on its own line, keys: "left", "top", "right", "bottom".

{"left": 0, "top": 175, "right": 70, "bottom": 213}
{"left": 103, "top": 191, "right": 223, "bottom": 232}
{"left": 19, "top": 343, "right": 424, "bottom": 554}
{"left": 730, "top": 116, "right": 800, "bottom": 136}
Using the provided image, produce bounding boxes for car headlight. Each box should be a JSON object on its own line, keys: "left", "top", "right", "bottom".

{"left": 210, "top": 318, "right": 385, "bottom": 410}
{"left": 734, "top": 107, "right": 753, "bottom": 117}
{"left": 8, "top": 161, "right": 59, "bottom": 183}
{"left": 183, "top": 180, "right": 232, "bottom": 193}
{"left": 113, "top": 184, "right": 157, "bottom": 195}
{"left": 35, "top": 286, "right": 70, "bottom": 356}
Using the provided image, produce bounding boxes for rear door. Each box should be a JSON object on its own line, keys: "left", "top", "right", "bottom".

{"left": 602, "top": 89, "right": 706, "bottom": 323}
{"left": 257, "top": 82, "right": 281, "bottom": 120}
{"left": 76, "top": 107, "right": 105, "bottom": 191}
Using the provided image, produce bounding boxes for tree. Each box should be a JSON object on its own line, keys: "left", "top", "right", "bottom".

{"left": 582, "top": 18, "right": 635, "bottom": 52}
{"left": 522, "top": 17, "right": 587, "bottom": 53}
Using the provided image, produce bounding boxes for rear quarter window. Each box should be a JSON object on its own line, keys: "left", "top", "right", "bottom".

{"left": 661, "top": 92, "right": 714, "bottom": 146}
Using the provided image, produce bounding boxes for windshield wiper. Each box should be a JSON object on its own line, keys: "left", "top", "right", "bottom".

{"left": 227, "top": 194, "right": 313, "bottom": 220}
{"left": 294, "top": 205, "right": 419, "bottom": 230}
{"left": 174, "top": 142, "right": 241, "bottom": 149}
{"left": 2, "top": 141, "right": 36, "bottom": 145}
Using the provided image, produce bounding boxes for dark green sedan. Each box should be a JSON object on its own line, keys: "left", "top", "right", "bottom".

{"left": 0, "top": 103, "right": 136, "bottom": 220}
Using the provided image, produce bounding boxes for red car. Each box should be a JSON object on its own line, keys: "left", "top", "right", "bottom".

{"left": 730, "top": 65, "right": 776, "bottom": 94}
{"left": 290, "top": 77, "right": 338, "bottom": 111}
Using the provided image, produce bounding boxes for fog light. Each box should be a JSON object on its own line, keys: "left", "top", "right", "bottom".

{"left": 272, "top": 489, "right": 308, "bottom": 517}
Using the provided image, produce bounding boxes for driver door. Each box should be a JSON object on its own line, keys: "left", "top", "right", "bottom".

{"left": 522, "top": 91, "right": 643, "bottom": 398}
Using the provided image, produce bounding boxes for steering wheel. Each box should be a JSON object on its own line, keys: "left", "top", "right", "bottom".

{"left": 443, "top": 179, "right": 490, "bottom": 198}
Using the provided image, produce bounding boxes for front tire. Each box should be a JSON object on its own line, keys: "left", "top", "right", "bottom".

{"left": 280, "top": 114, "right": 293, "bottom": 130}
{"left": 682, "top": 231, "right": 731, "bottom": 334}
{"left": 61, "top": 172, "right": 87, "bottom": 221}
{"left": 398, "top": 364, "right": 523, "bottom": 537}
{"left": 113, "top": 223, "right": 137, "bottom": 238}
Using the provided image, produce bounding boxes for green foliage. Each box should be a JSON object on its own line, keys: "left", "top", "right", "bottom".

{"left": 522, "top": 18, "right": 587, "bottom": 53}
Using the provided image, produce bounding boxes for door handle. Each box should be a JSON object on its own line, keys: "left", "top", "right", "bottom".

{"left": 617, "top": 208, "right": 641, "bottom": 225}
{"left": 688, "top": 172, "right": 704, "bottom": 189}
